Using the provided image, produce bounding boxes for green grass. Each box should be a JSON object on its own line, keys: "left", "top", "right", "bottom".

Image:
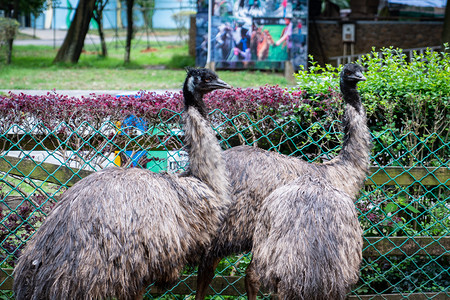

{"left": 0, "top": 41, "right": 290, "bottom": 90}
{"left": 1, "top": 175, "right": 62, "bottom": 197}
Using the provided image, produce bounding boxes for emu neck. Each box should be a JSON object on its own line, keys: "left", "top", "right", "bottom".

{"left": 326, "top": 83, "right": 372, "bottom": 197}
{"left": 183, "top": 87, "right": 208, "bottom": 119}
{"left": 340, "top": 81, "right": 362, "bottom": 113}
{"left": 182, "top": 105, "right": 229, "bottom": 205}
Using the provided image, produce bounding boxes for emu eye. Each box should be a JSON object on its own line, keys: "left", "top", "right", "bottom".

{"left": 205, "top": 78, "right": 211, "bottom": 82}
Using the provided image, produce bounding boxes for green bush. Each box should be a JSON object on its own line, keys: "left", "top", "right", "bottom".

{"left": 0, "top": 17, "right": 19, "bottom": 64}
{"left": 292, "top": 45, "right": 450, "bottom": 166}
{"left": 0, "top": 17, "right": 19, "bottom": 43}
{"left": 167, "top": 54, "right": 195, "bottom": 69}
{"left": 358, "top": 255, "right": 449, "bottom": 295}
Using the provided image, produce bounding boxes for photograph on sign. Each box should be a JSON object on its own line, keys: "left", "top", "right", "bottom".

{"left": 196, "top": 0, "right": 308, "bottom": 71}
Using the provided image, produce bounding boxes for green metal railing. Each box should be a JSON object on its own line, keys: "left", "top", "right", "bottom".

{"left": 0, "top": 110, "right": 448, "bottom": 299}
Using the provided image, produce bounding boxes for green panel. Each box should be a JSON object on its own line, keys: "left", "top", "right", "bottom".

{"left": 146, "top": 150, "right": 168, "bottom": 172}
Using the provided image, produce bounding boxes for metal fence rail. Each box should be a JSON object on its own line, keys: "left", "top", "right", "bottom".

{"left": 329, "top": 46, "right": 442, "bottom": 67}
{"left": 0, "top": 110, "right": 448, "bottom": 299}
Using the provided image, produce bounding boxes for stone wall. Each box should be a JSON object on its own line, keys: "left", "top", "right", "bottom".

{"left": 309, "top": 20, "right": 444, "bottom": 65}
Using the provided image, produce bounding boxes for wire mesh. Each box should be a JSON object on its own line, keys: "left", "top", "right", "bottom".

{"left": 0, "top": 110, "right": 448, "bottom": 299}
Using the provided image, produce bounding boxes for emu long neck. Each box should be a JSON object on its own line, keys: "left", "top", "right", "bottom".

{"left": 183, "top": 87, "right": 208, "bottom": 119}
{"left": 327, "top": 84, "right": 372, "bottom": 197}
{"left": 182, "top": 91, "right": 229, "bottom": 204}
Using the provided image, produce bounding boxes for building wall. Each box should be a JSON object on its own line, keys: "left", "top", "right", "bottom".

{"left": 309, "top": 20, "right": 444, "bottom": 64}
{"left": 153, "top": 0, "right": 196, "bottom": 29}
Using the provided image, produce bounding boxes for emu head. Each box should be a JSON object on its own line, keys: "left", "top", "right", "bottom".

{"left": 183, "top": 67, "right": 231, "bottom": 97}
{"left": 340, "top": 63, "right": 366, "bottom": 88}
{"left": 183, "top": 67, "right": 231, "bottom": 116}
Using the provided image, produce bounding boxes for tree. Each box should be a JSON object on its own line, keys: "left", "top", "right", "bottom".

{"left": 137, "top": 0, "right": 155, "bottom": 30}
{"left": 93, "top": 0, "right": 110, "bottom": 57}
{"left": 124, "top": 0, "right": 135, "bottom": 63}
{"left": 54, "top": 0, "right": 97, "bottom": 63}
{"left": 0, "top": 0, "right": 46, "bottom": 19}
{"left": 443, "top": 1, "right": 450, "bottom": 48}
{"left": 0, "top": 17, "right": 19, "bottom": 64}
{"left": 137, "top": 0, "right": 155, "bottom": 49}
{"left": 0, "top": 0, "right": 46, "bottom": 64}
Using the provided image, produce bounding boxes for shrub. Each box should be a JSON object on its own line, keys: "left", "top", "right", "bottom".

{"left": 0, "top": 18, "right": 19, "bottom": 44}
{"left": 358, "top": 255, "right": 449, "bottom": 295}
{"left": 0, "top": 188, "right": 55, "bottom": 268}
{"left": 293, "top": 46, "right": 450, "bottom": 166}
{"left": 0, "top": 87, "right": 303, "bottom": 156}
{"left": 0, "top": 17, "right": 19, "bottom": 64}
{"left": 167, "top": 54, "right": 195, "bottom": 68}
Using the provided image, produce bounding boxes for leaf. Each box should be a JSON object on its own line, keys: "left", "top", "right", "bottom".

{"left": 384, "top": 202, "right": 398, "bottom": 214}
{"left": 396, "top": 195, "right": 408, "bottom": 206}
{"left": 405, "top": 205, "right": 420, "bottom": 214}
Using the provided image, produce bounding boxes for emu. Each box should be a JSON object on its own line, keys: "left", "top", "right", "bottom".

{"left": 13, "top": 68, "right": 231, "bottom": 300}
{"left": 196, "top": 63, "right": 371, "bottom": 299}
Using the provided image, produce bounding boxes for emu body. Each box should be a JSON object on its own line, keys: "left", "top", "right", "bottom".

{"left": 251, "top": 173, "right": 363, "bottom": 299}
{"left": 14, "top": 68, "right": 231, "bottom": 300}
{"left": 196, "top": 63, "right": 371, "bottom": 299}
{"left": 14, "top": 167, "right": 223, "bottom": 299}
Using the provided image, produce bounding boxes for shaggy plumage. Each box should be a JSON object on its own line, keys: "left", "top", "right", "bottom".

{"left": 13, "top": 68, "right": 231, "bottom": 300}
{"left": 196, "top": 63, "right": 371, "bottom": 300}
{"left": 252, "top": 174, "right": 362, "bottom": 299}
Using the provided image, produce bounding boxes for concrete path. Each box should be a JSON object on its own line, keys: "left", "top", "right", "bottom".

{"left": 15, "top": 28, "right": 107, "bottom": 47}
{"left": 15, "top": 27, "right": 186, "bottom": 47}
{"left": 1, "top": 90, "right": 180, "bottom": 97}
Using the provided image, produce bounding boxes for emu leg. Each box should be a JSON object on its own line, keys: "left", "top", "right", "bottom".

{"left": 195, "top": 256, "right": 221, "bottom": 300}
{"left": 245, "top": 259, "right": 261, "bottom": 300}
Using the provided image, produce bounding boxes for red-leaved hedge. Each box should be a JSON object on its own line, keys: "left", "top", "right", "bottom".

{"left": 0, "top": 85, "right": 347, "bottom": 157}
{"left": 0, "top": 86, "right": 307, "bottom": 126}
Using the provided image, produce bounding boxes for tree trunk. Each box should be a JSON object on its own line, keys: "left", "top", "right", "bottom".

{"left": 98, "top": 16, "right": 108, "bottom": 57}
{"left": 93, "top": 0, "right": 109, "bottom": 57}
{"left": 54, "top": 0, "right": 97, "bottom": 63}
{"left": 6, "top": 38, "right": 13, "bottom": 64}
{"left": 93, "top": 11, "right": 107, "bottom": 56}
{"left": 125, "top": 0, "right": 135, "bottom": 64}
{"left": 443, "top": 2, "right": 450, "bottom": 50}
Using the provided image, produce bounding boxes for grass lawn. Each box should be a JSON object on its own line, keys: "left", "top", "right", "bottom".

{"left": 0, "top": 40, "right": 291, "bottom": 91}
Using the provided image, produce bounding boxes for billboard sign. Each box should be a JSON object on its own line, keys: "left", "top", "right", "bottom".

{"left": 196, "top": 0, "right": 308, "bottom": 71}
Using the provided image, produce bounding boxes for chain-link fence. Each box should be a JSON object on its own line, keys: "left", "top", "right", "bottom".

{"left": 24, "top": 1, "right": 196, "bottom": 35}
{"left": 0, "top": 108, "right": 448, "bottom": 299}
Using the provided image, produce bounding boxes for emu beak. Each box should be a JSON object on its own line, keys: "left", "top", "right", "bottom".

{"left": 209, "top": 78, "right": 232, "bottom": 90}
{"left": 352, "top": 71, "right": 366, "bottom": 82}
